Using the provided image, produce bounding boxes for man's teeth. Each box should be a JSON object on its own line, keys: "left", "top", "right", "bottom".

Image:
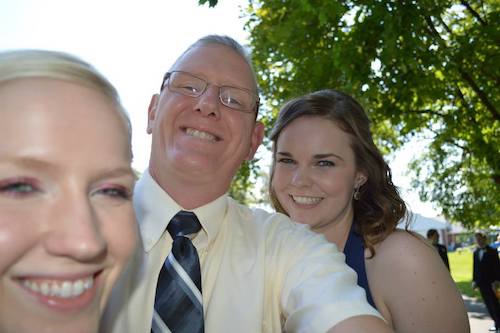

{"left": 22, "top": 276, "right": 94, "bottom": 298}
{"left": 186, "top": 128, "right": 217, "bottom": 142}
{"left": 292, "top": 195, "right": 322, "bottom": 205}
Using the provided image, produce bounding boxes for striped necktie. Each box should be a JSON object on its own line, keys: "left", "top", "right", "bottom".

{"left": 152, "top": 211, "right": 204, "bottom": 333}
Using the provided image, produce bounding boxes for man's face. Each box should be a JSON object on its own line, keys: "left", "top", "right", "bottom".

{"left": 475, "top": 234, "right": 487, "bottom": 248}
{"left": 147, "top": 44, "right": 264, "bottom": 199}
{"left": 429, "top": 233, "right": 438, "bottom": 244}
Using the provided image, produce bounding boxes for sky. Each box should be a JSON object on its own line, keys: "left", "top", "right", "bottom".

{"left": 0, "top": 0, "right": 441, "bottom": 218}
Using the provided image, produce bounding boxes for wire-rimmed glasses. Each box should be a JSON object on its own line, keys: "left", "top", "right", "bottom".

{"left": 161, "top": 70, "right": 259, "bottom": 113}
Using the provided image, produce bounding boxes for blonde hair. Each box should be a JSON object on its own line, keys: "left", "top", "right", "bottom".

{"left": 0, "top": 49, "right": 132, "bottom": 154}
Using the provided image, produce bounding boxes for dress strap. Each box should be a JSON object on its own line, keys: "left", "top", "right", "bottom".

{"left": 344, "top": 224, "right": 376, "bottom": 309}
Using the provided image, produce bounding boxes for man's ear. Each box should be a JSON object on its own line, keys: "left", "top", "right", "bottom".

{"left": 246, "top": 121, "right": 265, "bottom": 160}
{"left": 147, "top": 94, "right": 159, "bottom": 134}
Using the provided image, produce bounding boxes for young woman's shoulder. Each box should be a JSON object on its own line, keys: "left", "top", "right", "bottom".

{"left": 366, "top": 229, "right": 470, "bottom": 332}
{"left": 375, "top": 229, "right": 432, "bottom": 259}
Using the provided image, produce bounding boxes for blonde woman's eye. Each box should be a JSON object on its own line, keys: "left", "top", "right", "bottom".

{"left": 0, "top": 178, "right": 39, "bottom": 197}
{"left": 96, "top": 186, "right": 131, "bottom": 200}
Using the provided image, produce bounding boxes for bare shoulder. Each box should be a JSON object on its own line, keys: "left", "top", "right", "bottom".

{"left": 368, "top": 229, "right": 452, "bottom": 295}
{"left": 366, "top": 229, "right": 470, "bottom": 333}
{"left": 372, "top": 229, "right": 433, "bottom": 264}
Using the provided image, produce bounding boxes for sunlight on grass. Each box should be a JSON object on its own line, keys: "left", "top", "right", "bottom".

{"left": 449, "top": 249, "right": 481, "bottom": 298}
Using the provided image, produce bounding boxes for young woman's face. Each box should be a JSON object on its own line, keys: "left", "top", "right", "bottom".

{"left": 272, "top": 116, "right": 365, "bottom": 233}
{"left": 0, "top": 78, "right": 137, "bottom": 333}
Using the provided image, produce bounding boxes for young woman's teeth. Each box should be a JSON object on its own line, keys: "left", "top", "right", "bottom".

{"left": 22, "top": 276, "right": 93, "bottom": 298}
{"left": 292, "top": 195, "right": 322, "bottom": 205}
{"left": 186, "top": 128, "right": 216, "bottom": 142}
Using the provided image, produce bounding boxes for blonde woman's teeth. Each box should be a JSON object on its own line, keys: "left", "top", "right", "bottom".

{"left": 22, "top": 276, "right": 93, "bottom": 298}
{"left": 292, "top": 195, "right": 322, "bottom": 205}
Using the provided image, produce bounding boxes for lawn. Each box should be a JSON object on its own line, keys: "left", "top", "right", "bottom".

{"left": 449, "top": 249, "right": 481, "bottom": 298}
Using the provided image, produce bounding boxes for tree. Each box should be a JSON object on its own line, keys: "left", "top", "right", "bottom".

{"left": 198, "top": 0, "right": 218, "bottom": 7}
{"left": 244, "top": 0, "right": 498, "bottom": 228}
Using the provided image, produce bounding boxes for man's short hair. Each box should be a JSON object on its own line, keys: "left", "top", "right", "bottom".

{"left": 474, "top": 231, "right": 487, "bottom": 240}
{"left": 427, "top": 229, "right": 438, "bottom": 239}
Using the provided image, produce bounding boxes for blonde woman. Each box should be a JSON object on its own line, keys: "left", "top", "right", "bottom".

{"left": 0, "top": 50, "right": 138, "bottom": 333}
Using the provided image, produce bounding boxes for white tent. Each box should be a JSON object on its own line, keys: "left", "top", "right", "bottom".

{"left": 398, "top": 213, "right": 466, "bottom": 247}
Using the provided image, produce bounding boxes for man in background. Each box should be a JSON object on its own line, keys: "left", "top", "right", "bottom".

{"left": 427, "top": 229, "right": 450, "bottom": 270}
{"left": 473, "top": 232, "right": 500, "bottom": 332}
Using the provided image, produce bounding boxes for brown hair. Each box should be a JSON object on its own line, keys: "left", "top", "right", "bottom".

{"left": 269, "top": 89, "right": 409, "bottom": 257}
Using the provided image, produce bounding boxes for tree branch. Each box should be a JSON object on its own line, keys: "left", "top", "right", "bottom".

{"left": 410, "top": 109, "right": 446, "bottom": 118}
{"left": 461, "top": 1, "right": 487, "bottom": 26}
{"left": 437, "top": 15, "right": 452, "bottom": 35}
{"left": 424, "top": 15, "right": 450, "bottom": 51}
{"left": 425, "top": 16, "right": 443, "bottom": 41}
{"left": 455, "top": 85, "right": 500, "bottom": 185}
{"left": 458, "top": 69, "right": 500, "bottom": 121}
{"left": 428, "top": 128, "right": 468, "bottom": 151}
{"left": 426, "top": 15, "right": 499, "bottom": 122}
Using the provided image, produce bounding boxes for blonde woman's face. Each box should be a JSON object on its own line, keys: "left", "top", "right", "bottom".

{"left": 0, "top": 78, "right": 137, "bottom": 333}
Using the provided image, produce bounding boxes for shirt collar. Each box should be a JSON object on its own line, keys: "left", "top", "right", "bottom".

{"left": 134, "top": 169, "right": 228, "bottom": 252}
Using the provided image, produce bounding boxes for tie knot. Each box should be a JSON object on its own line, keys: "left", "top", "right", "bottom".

{"left": 167, "top": 211, "right": 202, "bottom": 238}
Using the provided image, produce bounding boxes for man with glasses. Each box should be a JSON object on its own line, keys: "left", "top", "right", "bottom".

{"left": 102, "top": 35, "right": 391, "bottom": 333}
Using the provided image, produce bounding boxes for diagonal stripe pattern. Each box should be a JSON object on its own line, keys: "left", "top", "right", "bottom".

{"left": 152, "top": 211, "right": 204, "bottom": 333}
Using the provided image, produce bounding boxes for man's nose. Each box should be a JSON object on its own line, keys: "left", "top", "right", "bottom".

{"left": 194, "top": 85, "right": 221, "bottom": 119}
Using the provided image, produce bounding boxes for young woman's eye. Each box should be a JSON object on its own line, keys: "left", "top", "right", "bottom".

{"left": 277, "top": 158, "right": 295, "bottom": 164}
{"left": 0, "top": 178, "right": 38, "bottom": 197}
{"left": 317, "top": 160, "right": 335, "bottom": 167}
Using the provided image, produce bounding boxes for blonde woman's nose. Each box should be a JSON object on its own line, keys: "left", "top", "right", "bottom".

{"left": 43, "top": 195, "right": 107, "bottom": 261}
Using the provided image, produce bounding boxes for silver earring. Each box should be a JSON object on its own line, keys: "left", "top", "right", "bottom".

{"left": 353, "top": 186, "right": 360, "bottom": 200}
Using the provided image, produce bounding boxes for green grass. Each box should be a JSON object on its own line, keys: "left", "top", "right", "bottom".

{"left": 449, "top": 249, "right": 481, "bottom": 298}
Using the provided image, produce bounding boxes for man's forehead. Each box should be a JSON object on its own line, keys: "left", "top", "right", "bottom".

{"left": 169, "top": 44, "right": 256, "bottom": 89}
{"left": 174, "top": 45, "right": 243, "bottom": 69}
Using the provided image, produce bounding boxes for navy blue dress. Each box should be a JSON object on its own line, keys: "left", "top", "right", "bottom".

{"left": 343, "top": 224, "right": 376, "bottom": 309}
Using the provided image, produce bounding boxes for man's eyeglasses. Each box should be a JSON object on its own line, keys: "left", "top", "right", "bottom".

{"left": 161, "top": 71, "right": 259, "bottom": 114}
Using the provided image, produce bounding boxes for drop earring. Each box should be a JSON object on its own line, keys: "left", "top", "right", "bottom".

{"left": 353, "top": 186, "right": 360, "bottom": 200}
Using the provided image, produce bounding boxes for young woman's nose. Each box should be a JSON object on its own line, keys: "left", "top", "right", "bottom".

{"left": 291, "top": 167, "right": 312, "bottom": 187}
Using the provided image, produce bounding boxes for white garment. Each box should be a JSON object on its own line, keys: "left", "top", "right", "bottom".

{"left": 101, "top": 170, "right": 380, "bottom": 333}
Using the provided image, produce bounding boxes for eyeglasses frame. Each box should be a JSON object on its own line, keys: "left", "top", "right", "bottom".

{"left": 160, "top": 70, "right": 260, "bottom": 114}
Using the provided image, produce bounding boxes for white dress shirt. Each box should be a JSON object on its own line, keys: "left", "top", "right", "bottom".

{"left": 101, "top": 170, "right": 380, "bottom": 333}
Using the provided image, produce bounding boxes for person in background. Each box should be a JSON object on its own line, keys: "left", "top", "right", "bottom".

{"left": 268, "top": 89, "right": 469, "bottom": 332}
{"left": 102, "top": 35, "right": 393, "bottom": 333}
{"left": 426, "top": 229, "right": 450, "bottom": 270}
{"left": 0, "top": 50, "right": 138, "bottom": 333}
{"left": 491, "top": 233, "right": 500, "bottom": 253}
{"left": 473, "top": 232, "right": 500, "bottom": 332}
